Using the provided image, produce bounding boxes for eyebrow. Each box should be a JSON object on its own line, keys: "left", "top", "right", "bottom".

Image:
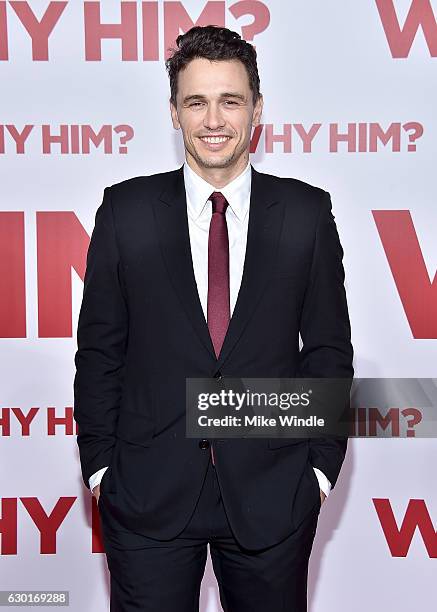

{"left": 182, "top": 92, "right": 246, "bottom": 104}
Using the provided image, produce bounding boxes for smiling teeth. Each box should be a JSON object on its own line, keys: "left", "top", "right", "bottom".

{"left": 201, "top": 137, "right": 229, "bottom": 143}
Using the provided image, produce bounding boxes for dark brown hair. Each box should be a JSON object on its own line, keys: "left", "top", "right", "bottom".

{"left": 165, "top": 25, "right": 261, "bottom": 107}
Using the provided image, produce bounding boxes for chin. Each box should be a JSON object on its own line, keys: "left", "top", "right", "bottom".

{"left": 195, "top": 151, "right": 237, "bottom": 169}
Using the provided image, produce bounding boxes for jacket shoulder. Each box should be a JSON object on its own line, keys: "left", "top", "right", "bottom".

{"left": 106, "top": 168, "right": 180, "bottom": 202}
{"left": 254, "top": 167, "right": 328, "bottom": 203}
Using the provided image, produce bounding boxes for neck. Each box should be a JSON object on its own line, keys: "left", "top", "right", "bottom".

{"left": 186, "top": 153, "right": 249, "bottom": 189}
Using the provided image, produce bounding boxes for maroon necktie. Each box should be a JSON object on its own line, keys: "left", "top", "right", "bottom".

{"left": 207, "top": 191, "right": 230, "bottom": 466}
{"left": 207, "top": 191, "right": 230, "bottom": 359}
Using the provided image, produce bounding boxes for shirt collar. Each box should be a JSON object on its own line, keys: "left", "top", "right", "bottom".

{"left": 183, "top": 159, "right": 251, "bottom": 221}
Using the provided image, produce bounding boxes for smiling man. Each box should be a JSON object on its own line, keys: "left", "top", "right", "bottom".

{"left": 74, "top": 25, "right": 353, "bottom": 612}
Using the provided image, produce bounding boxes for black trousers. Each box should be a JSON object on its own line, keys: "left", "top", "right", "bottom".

{"left": 99, "top": 456, "right": 321, "bottom": 612}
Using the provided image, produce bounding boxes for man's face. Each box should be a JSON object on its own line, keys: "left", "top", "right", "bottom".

{"left": 170, "top": 57, "right": 263, "bottom": 173}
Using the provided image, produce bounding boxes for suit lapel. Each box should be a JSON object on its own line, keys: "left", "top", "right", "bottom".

{"left": 216, "top": 166, "right": 283, "bottom": 368}
{"left": 154, "top": 163, "right": 284, "bottom": 367}
{"left": 154, "top": 164, "right": 216, "bottom": 360}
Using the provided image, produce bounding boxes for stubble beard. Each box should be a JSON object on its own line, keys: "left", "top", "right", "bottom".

{"left": 187, "top": 137, "right": 241, "bottom": 169}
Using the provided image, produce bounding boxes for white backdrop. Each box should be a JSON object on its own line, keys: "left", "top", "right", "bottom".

{"left": 1, "top": 1, "right": 436, "bottom": 610}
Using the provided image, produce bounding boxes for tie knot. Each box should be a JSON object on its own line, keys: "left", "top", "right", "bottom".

{"left": 210, "top": 191, "right": 229, "bottom": 215}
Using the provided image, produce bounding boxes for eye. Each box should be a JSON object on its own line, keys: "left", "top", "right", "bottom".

{"left": 224, "top": 101, "right": 238, "bottom": 105}
{"left": 189, "top": 102, "right": 203, "bottom": 107}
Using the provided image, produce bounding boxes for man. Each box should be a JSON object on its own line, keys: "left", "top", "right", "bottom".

{"left": 74, "top": 25, "right": 353, "bottom": 612}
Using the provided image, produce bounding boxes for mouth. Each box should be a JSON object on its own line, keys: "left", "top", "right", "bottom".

{"left": 198, "top": 135, "right": 232, "bottom": 151}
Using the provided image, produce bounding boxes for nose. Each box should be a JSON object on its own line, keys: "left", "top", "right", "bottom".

{"left": 203, "top": 102, "right": 225, "bottom": 130}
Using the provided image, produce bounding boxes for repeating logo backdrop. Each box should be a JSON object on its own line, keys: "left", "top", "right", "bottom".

{"left": 1, "top": 1, "right": 436, "bottom": 610}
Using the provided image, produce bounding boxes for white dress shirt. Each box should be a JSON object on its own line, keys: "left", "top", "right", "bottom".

{"left": 89, "top": 160, "right": 331, "bottom": 498}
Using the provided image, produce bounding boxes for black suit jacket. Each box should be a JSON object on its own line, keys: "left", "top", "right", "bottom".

{"left": 73, "top": 164, "right": 354, "bottom": 550}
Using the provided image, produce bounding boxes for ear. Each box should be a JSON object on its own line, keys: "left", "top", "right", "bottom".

{"left": 252, "top": 94, "right": 263, "bottom": 127}
{"left": 170, "top": 100, "right": 180, "bottom": 130}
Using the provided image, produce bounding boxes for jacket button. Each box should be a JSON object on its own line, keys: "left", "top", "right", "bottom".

{"left": 214, "top": 371, "right": 222, "bottom": 380}
{"left": 199, "top": 439, "right": 210, "bottom": 450}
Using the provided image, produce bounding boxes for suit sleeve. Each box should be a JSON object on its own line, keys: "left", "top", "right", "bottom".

{"left": 298, "top": 190, "right": 354, "bottom": 489}
{"left": 73, "top": 187, "right": 128, "bottom": 488}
